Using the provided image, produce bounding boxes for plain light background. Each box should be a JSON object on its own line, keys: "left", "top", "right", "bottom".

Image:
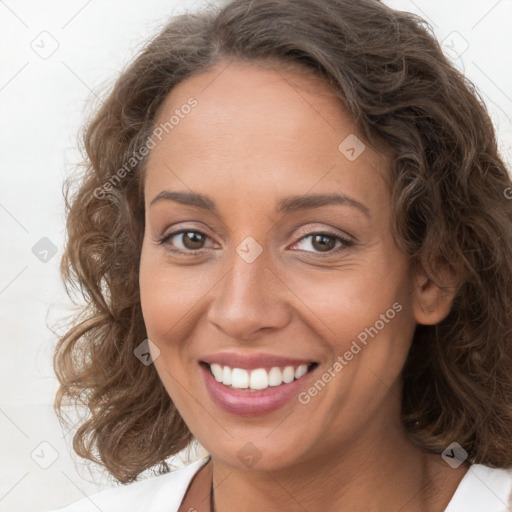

{"left": 0, "top": 1, "right": 511, "bottom": 511}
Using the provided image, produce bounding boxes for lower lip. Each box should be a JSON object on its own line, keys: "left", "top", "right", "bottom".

{"left": 200, "top": 363, "right": 317, "bottom": 417}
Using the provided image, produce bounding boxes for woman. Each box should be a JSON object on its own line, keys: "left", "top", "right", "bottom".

{"left": 53, "top": 0, "right": 512, "bottom": 510}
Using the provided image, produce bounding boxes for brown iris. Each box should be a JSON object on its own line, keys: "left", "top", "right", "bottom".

{"left": 311, "top": 234, "right": 336, "bottom": 252}
{"left": 181, "top": 231, "right": 206, "bottom": 250}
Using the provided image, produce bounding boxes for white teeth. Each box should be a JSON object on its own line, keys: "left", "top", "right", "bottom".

{"left": 207, "top": 363, "right": 312, "bottom": 390}
{"left": 231, "top": 368, "right": 249, "bottom": 389}
{"left": 211, "top": 363, "right": 223, "bottom": 382}
{"left": 222, "top": 366, "right": 232, "bottom": 386}
{"left": 249, "top": 368, "right": 268, "bottom": 390}
{"left": 268, "top": 367, "right": 283, "bottom": 386}
{"left": 295, "top": 364, "right": 308, "bottom": 379}
{"left": 282, "top": 366, "right": 295, "bottom": 383}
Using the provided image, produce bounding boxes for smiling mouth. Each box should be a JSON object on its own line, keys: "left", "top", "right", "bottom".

{"left": 199, "top": 361, "right": 318, "bottom": 392}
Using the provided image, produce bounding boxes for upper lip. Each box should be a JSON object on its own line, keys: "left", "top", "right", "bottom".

{"left": 200, "top": 352, "right": 317, "bottom": 370}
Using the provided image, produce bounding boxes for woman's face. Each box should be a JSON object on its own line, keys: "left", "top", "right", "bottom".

{"left": 139, "top": 60, "right": 443, "bottom": 471}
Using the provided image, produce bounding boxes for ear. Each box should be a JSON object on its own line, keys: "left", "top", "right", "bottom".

{"left": 411, "top": 263, "right": 458, "bottom": 325}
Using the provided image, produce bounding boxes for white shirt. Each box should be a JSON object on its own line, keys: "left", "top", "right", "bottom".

{"left": 52, "top": 457, "right": 512, "bottom": 511}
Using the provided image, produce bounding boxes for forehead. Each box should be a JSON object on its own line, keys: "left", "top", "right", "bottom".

{"left": 144, "top": 60, "right": 389, "bottom": 213}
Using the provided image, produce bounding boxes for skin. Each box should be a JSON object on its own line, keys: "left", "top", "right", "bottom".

{"left": 139, "top": 59, "right": 469, "bottom": 512}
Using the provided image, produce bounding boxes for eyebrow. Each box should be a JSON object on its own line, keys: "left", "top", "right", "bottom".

{"left": 149, "top": 190, "right": 371, "bottom": 218}
{"left": 150, "top": 190, "right": 216, "bottom": 210}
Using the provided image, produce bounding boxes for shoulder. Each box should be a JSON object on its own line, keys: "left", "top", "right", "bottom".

{"left": 51, "top": 456, "right": 210, "bottom": 512}
{"left": 445, "top": 464, "right": 512, "bottom": 512}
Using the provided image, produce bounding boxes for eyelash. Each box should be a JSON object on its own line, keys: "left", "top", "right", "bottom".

{"left": 157, "top": 228, "right": 354, "bottom": 256}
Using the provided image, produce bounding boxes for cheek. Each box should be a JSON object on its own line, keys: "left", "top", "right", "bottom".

{"left": 286, "top": 258, "right": 410, "bottom": 342}
{"left": 139, "top": 256, "right": 197, "bottom": 407}
{"left": 139, "top": 249, "right": 209, "bottom": 341}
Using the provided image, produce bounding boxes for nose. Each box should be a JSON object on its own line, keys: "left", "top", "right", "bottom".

{"left": 206, "top": 245, "right": 292, "bottom": 341}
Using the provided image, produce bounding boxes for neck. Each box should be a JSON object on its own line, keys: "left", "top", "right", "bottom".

{"left": 210, "top": 413, "right": 468, "bottom": 512}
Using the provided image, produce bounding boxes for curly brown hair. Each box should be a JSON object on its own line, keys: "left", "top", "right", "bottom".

{"left": 54, "top": 0, "right": 512, "bottom": 483}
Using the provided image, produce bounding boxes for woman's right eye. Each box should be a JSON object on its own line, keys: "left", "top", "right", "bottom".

{"left": 158, "top": 229, "right": 214, "bottom": 254}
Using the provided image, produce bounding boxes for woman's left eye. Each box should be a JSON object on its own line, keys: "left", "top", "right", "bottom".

{"left": 290, "top": 232, "right": 353, "bottom": 254}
